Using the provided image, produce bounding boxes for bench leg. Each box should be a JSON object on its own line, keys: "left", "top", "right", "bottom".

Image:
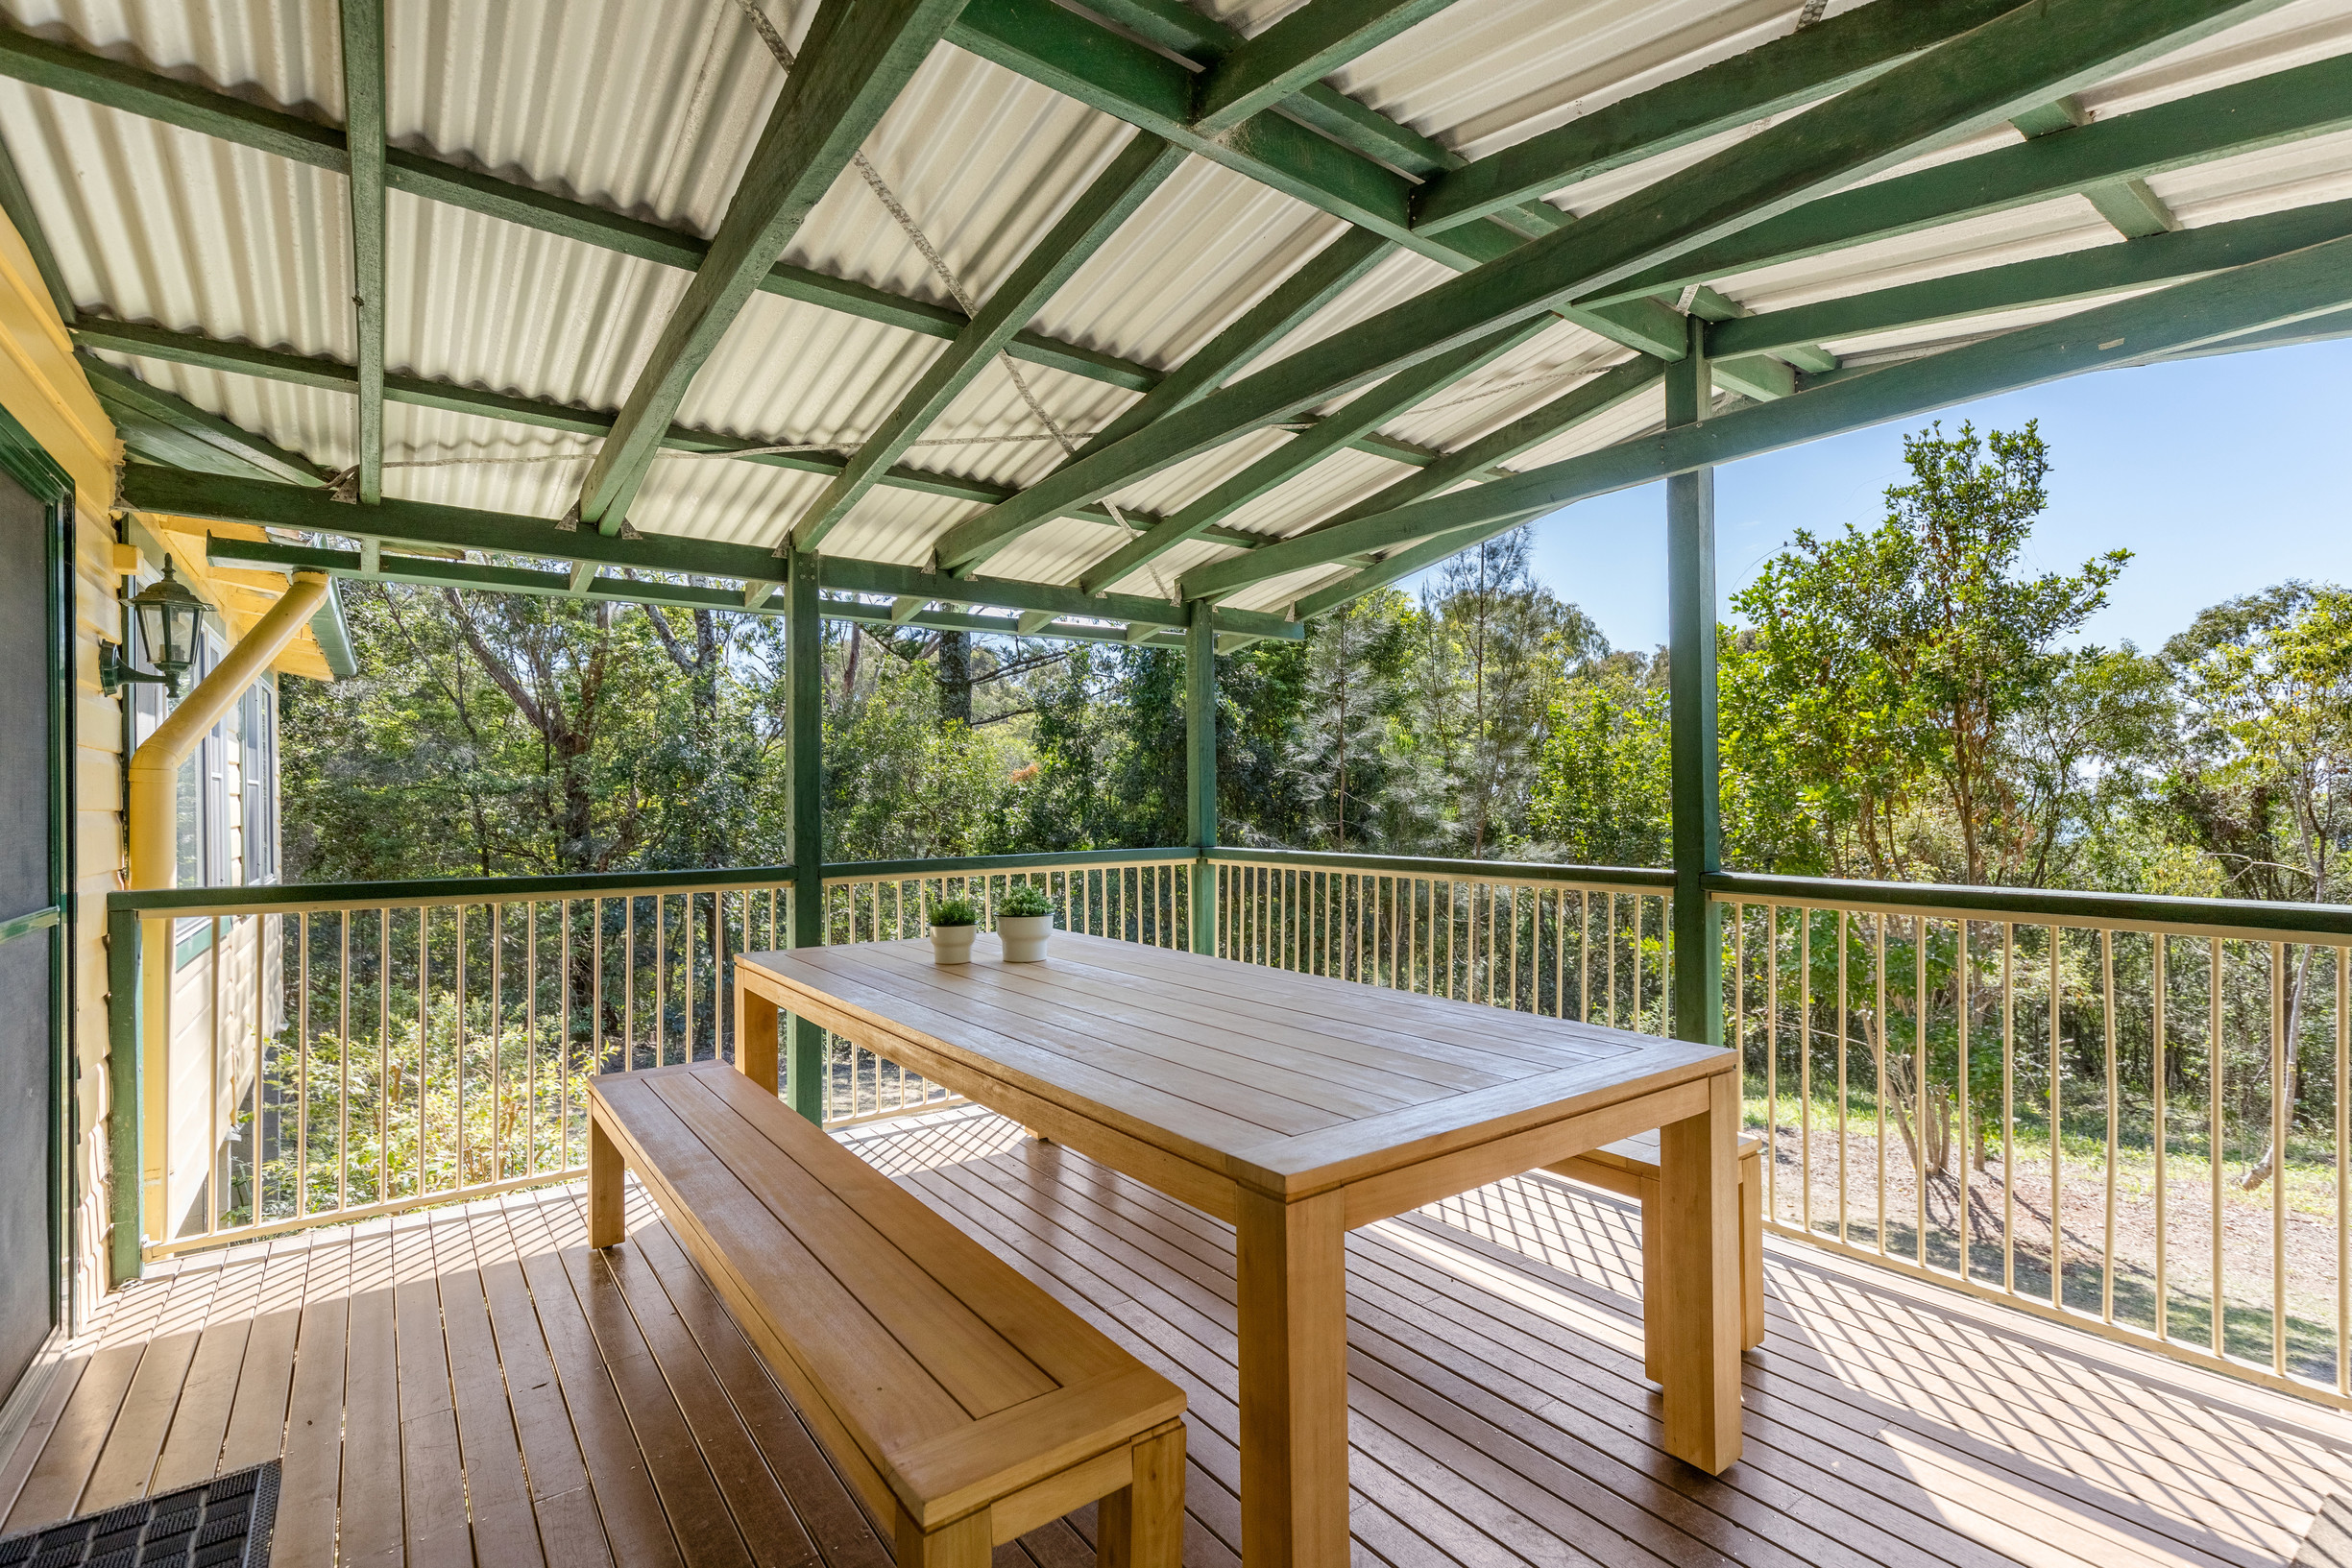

{"left": 1740, "top": 1147, "right": 1765, "bottom": 1351}
{"left": 590, "top": 1110, "right": 624, "bottom": 1249}
{"left": 896, "top": 1508, "right": 989, "bottom": 1568}
{"left": 1099, "top": 1420, "right": 1184, "bottom": 1568}
{"left": 1637, "top": 1173, "right": 1661, "bottom": 1384}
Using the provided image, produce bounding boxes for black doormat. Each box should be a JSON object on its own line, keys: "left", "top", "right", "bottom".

{"left": 0, "top": 1459, "right": 277, "bottom": 1568}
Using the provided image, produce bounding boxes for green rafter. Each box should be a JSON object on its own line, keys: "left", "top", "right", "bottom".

{"left": 1709, "top": 199, "right": 2352, "bottom": 359}
{"left": 1584, "top": 45, "right": 2352, "bottom": 307}
{"left": 789, "top": 133, "right": 1186, "bottom": 551}
{"left": 119, "top": 466, "right": 1301, "bottom": 641}
{"left": 0, "top": 130, "right": 72, "bottom": 324}
{"left": 1411, "top": 0, "right": 2021, "bottom": 235}
{"left": 1193, "top": 0, "right": 1461, "bottom": 133}
{"left": 946, "top": 0, "right": 1686, "bottom": 357}
{"left": 935, "top": 0, "right": 2274, "bottom": 576}
{"left": 1073, "top": 228, "right": 1393, "bottom": 462}
{"left": 577, "top": 0, "right": 969, "bottom": 533}
{"left": 0, "top": 21, "right": 1161, "bottom": 396}
{"left": 1191, "top": 231, "right": 2352, "bottom": 605}
{"left": 1079, "top": 317, "right": 1545, "bottom": 593}
{"left": 81, "top": 354, "right": 331, "bottom": 487}
{"left": 339, "top": 0, "right": 385, "bottom": 503}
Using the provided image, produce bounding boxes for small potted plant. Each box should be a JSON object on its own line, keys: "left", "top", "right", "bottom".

{"left": 929, "top": 897, "right": 980, "bottom": 964}
{"left": 996, "top": 884, "right": 1057, "bottom": 962}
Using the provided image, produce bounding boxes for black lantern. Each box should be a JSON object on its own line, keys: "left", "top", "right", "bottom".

{"left": 102, "top": 556, "right": 211, "bottom": 698}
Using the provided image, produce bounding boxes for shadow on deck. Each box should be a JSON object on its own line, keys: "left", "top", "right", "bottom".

{"left": 5, "top": 1105, "right": 2346, "bottom": 1567}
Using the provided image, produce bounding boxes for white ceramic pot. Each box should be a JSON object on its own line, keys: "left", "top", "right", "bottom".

{"left": 931, "top": 923, "right": 977, "bottom": 964}
{"left": 998, "top": 913, "right": 1054, "bottom": 962}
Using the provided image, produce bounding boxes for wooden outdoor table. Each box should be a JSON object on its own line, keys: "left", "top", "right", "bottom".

{"left": 735, "top": 931, "right": 1743, "bottom": 1568}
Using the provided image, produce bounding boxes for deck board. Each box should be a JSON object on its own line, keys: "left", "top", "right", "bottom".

{"left": 7, "top": 1105, "right": 2349, "bottom": 1567}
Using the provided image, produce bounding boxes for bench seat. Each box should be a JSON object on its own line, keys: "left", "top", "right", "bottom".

{"left": 588, "top": 1061, "right": 1186, "bottom": 1567}
{"left": 1548, "top": 1128, "right": 1767, "bottom": 1375}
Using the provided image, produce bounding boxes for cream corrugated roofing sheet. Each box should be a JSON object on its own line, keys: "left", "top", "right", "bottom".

{"left": 0, "top": 0, "right": 2344, "bottom": 631}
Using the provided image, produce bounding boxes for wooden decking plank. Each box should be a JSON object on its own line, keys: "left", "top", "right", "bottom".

{"left": 556, "top": 1242, "right": 754, "bottom": 1568}
{"left": 271, "top": 1295, "right": 350, "bottom": 1568}
{"left": 147, "top": 1315, "right": 251, "bottom": 1495}
{"left": 593, "top": 1238, "right": 823, "bottom": 1568}
{"left": 625, "top": 1218, "right": 891, "bottom": 1568}
{"left": 394, "top": 1276, "right": 473, "bottom": 1568}
{"left": 441, "top": 1267, "right": 551, "bottom": 1568}
{"left": 517, "top": 1246, "right": 685, "bottom": 1568}
{"left": 217, "top": 1241, "right": 315, "bottom": 1474}
{"left": 0, "top": 1353, "right": 86, "bottom": 1524}
{"left": 75, "top": 1330, "right": 200, "bottom": 1513}
{"left": 339, "top": 1287, "right": 406, "bottom": 1568}
{"left": 1065, "top": 1152, "right": 2004, "bottom": 1568}
{"left": 1413, "top": 1192, "right": 2303, "bottom": 1566}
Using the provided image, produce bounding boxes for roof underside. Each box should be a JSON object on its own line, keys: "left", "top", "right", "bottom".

{"left": 5, "top": 0, "right": 2349, "bottom": 641}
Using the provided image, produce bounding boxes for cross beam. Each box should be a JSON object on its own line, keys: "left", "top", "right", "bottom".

{"left": 118, "top": 466, "right": 1301, "bottom": 641}
{"left": 935, "top": 0, "right": 2278, "bottom": 576}
{"left": 1192, "top": 0, "right": 1462, "bottom": 133}
{"left": 81, "top": 354, "right": 333, "bottom": 488}
{"left": 1196, "top": 230, "right": 2352, "bottom": 607}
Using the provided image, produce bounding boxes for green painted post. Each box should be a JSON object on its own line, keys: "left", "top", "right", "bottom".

{"left": 786, "top": 551, "right": 826, "bottom": 1121}
{"left": 105, "top": 905, "right": 141, "bottom": 1285}
{"left": 1667, "top": 314, "right": 1722, "bottom": 1047}
{"left": 1185, "top": 600, "right": 1218, "bottom": 954}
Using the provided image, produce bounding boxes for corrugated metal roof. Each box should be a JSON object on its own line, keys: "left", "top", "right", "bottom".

{"left": 1, "top": 0, "right": 2346, "bottom": 630}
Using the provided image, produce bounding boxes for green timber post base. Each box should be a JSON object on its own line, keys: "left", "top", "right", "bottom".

{"left": 1666, "top": 316, "right": 1723, "bottom": 1048}
{"left": 786, "top": 548, "right": 828, "bottom": 1122}
{"left": 105, "top": 905, "right": 142, "bottom": 1285}
{"left": 1186, "top": 602, "right": 1218, "bottom": 954}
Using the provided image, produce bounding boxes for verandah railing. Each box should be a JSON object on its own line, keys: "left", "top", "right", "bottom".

{"left": 103, "top": 845, "right": 2352, "bottom": 1411}
{"left": 105, "top": 848, "right": 1191, "bottom": 1266}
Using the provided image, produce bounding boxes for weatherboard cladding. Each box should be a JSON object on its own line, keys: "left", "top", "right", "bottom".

{"left": 0, "top": 0, "right": 2345, "bottom": 619}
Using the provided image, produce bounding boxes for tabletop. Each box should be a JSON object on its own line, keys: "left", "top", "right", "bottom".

{"left": 736, "top": 931, "right": 1734, "bottom": 1208}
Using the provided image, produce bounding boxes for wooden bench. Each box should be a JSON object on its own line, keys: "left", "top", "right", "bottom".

{"left": 1548, "top": 1130, "right": 1767, "bottom": 1375}
{"left": 587, "top": 1060, "right": 1186, "bottom": 1567}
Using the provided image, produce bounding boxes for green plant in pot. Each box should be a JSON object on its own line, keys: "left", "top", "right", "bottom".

{"left": 929, "top": 897, "right": 980, "bottom": 964}
{"left": 996, "top": 884, "right": 1058, "bottom": 962}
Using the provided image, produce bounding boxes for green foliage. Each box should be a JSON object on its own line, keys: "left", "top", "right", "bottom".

{"left": 929, "top": 897, "right": 980, "bottom": 927}
{"left": 998, "top": 884, "right": 1055, "bottom": 918}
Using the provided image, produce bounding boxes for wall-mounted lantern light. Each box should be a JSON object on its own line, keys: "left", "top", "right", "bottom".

{"left": 101, "top": 556, "right": 212, "bottom": 697}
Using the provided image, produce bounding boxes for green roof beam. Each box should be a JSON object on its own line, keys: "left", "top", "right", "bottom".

{"left": 790, "top": 133, "right": 1185, "bottom": 551}
{"left": 1193, "top": 0, "right": 1462, "bottom": 133}
{"left": 1079, "top": 316, "right": 1544, "bottom": 593}
{"left": 1707, "top": 198, "right": 2352, "bottom": 358}
{"left": 1188, "top": 229, "right": 2352, "bottom": 603}
{"left": 1586, "top": 43, "right": 2352, "bottom": 307}
{"left": 940, "top": 0, "right": 2269, "bottom": 575}
{"left": 578, "top": 0, "right": 969, "bottom": 533}
{"left": 125, "top": 466, "right": 1301, "bottom": 640}
{"left": 81, "top": 355, "right": 332, "bottom": 487}
{"left": 0, "top": 131, "right": 73, "bottom": 325}
{"left": 1412, "top": 0, "right": 2022, "bottom": 235}
{"left": 339, "top": 0, "right": 386, "bottom": 503}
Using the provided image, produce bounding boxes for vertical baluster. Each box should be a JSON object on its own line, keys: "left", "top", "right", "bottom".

{"left": 456, "top": 905, "right": 469, "bottom": 1191}
{"left": 1604, "top": 894, "right": 1617, "bottom": 1028}
{"left": 338, "top": 910, "right": 352, "bottom": 1217}
{"left": 2103, "top": 928, "right": 2118, "bottom": 1324}
{"left": 1914, "top": 917, "right": 1928, "bottom": 1268}
{"left": 417, "top": 907, "right": 431, "bottom": 1194}
{"left": 2001, "top": 923, "right": 2015, "bottom": 1296}
{"left": 1836, "top": 907, "right": 1849, "bottom": 1246}
{"left": 297, "top": 912, "right": 309, "bottom": 1220}
{"left": 2050, "top": 926, "right": 2063, "bottom": 1310}
{"left": 377, "top": 909, "right": 391, "bottom": 1202}
{"left": 1958, "top": 921, "right": 1972, "bottom": 1283}
{"left": 2154, "top": 934, "right": 2169, "bottom": 1340}
{"left": 2273, "top": 940, "right": 2288, "bottom": 1376}
{"left": 1875, "top": 912, "right": 1888, "bottom": 1259}
{"left": 2338, "top": 942, "right": 2348, "bottom": 1397}
{"left": 493, "top": 902, "right": 505, "bottom": 1186}
{"left": 1765, "top": 905, "right": 1779, "bottom": 1225}
{"left": 526, "top": 903, "right": 539, "bottom": 1175}
{"left": 2212, "top": 937, "right": 2225, "bottom": 1358}
{"left": 655, "top": 893, "right": 667, "bottom": 1067}
{"left": 1800, "top": 907, "right": 1811, "bottom": 1237}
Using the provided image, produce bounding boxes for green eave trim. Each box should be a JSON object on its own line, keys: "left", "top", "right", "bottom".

{"left": 307, "top": 578, "right": 357, "bottom": 679}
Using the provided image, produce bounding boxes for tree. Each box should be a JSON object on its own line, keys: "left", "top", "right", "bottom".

{"left": 1531, "top": 649, "right": 1670, "bottom": 866}
{"left": 1283, "top": 591, "right": 1413, "bottom": 850}
{"left": 1726, "top": 422, "right": 2127, "bottom": 884}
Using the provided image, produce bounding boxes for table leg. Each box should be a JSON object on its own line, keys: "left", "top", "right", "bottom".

{"left": 1657, "top": 1068, "right": 1743, "bottom": 1473}
{"left": 737, "top": 977, "right": 779, "bottom": 1095}
{"left": 1235, "top": 1186, "right": 1348, "bottom": 1568}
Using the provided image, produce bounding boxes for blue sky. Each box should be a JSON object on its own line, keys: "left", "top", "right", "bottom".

{"left": 1415, "top": 335, "right": 2352, "bottom": 656}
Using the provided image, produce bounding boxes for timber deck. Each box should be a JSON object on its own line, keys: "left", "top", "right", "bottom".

{"left": 3, "top": 1105, "right": 2345, "bottom": 1568}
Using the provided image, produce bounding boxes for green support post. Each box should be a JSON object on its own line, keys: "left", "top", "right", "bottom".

{"left": 1186, "top": 600, "right": 1218, "bottom": 954}
{"left": 786, "top": 551, "right": 826, "bottom": 1121}
{"left": 105, "top": 905, "right": 141, "bottom": 1285}
{"left": 1667, "top": 315, "right": 1722, "bottom": 1048}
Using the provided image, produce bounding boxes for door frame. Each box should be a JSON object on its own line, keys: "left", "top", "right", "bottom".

{"left": 0, "top": 401, "right": 79, "bottom": 1401}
